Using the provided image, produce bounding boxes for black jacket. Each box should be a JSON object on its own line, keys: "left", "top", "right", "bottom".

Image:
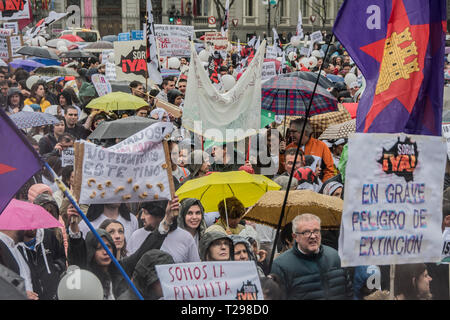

{"left": 0, "top": 239, "right": 20, "bottom": 276}
{"left": 271, "top": 244, "right": 352, "bottom": 300}
{"left": 17, "top": 229, "right": 66, "bottom": 300}
{"left": 38, "top": 133, "right": 57, "bottom": 156}
{"left": 68, "top": 228, "right": 167, "bottom": 299}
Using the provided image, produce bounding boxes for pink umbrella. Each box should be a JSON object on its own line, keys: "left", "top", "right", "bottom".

{"left": 342, "top": 102, "right": 358, "bottom": 119}
{"left": 0, "top": 199, "right": 62, "bottom": 230}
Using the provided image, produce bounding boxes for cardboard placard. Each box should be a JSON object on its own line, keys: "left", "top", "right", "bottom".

{"left": 154, "top": 24, "right": 194, "bottom": 39}
{"left": 61, "top": 147, "right": 75, "bottom": 167}
{"left": 204, "top": 32, "right": 228, "bottom": 51}
{"left": 156, "top": 261, "right": 264, "bottom": 300}
{"left": 156, "top": 36, "right": 191, "bottom": 57}
{"left": 339, "top": 133, "right": 447, "bottom": 267}
{"left": 261, "top": 61, "right": 277, "bottom": 80}
{"left": 91, "top": 74, "right": 112, "bottom": 97}
{"left": 114, "top": 40, "right": 147, "bottom": 83}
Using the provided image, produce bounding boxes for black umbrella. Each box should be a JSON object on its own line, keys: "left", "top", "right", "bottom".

{"left": 0, "top": 265, "right": 27, "bottom": 300}
{"left": 110, "top": 80, "right": 132, "bottom": 94}
{"left": 88, "top": 116, "right": 157, "bottom": 140}
{"left": 16, "top": 46, "right": 59, "bottom": 60}
{"left": 59, "top": 49, "right": 95, "bottom": 59}
{"left": 83, "top": 41, "right": 114, "bottom": 52}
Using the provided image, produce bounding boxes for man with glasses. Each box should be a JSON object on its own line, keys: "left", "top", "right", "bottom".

{"left": 0, "top": 79, "right": 9, "bottom": 110}
{"left": 271, "top": 214, "right": 352, "bottom": 300}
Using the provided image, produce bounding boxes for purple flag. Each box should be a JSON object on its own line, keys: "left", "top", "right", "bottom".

{"left": 333, "top": 0, "right": 446, "bottom": 135}
{"left": 0, "top": 108, "right": 43, "bottom": 213}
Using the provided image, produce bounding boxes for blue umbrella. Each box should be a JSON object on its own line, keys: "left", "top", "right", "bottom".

{"left": 30, "top": 57, "right": 61, "bottom": 66}
{"left": 9, "top": 111, "right": 60, "bottom": 129}
{"left": 326, "top": 74, "right": 345, "bottom": 83}
{"left": 10, "top": 59, "right": 45, "bottom": 72}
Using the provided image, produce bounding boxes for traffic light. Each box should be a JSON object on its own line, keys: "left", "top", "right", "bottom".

{"left": 168, "top": 5, "right": 176, "bottom": 24}
{"left": 169, "top": 16, "right": 175, "bottom": 24}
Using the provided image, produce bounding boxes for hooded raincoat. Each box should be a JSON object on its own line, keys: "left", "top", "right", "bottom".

{"left": 198, "top": 231, "right": 234, "bottom": 262}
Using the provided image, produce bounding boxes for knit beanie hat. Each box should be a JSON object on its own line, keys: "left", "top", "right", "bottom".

{"left": 28, "top": 184, "right": 53, "bottom": 203}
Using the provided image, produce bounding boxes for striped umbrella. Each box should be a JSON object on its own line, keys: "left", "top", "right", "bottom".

{"left": 9, "top": 111, "right": 60, "bottom": 129}
{"left": 261, "top": 74, "right": 338, "bottom": 117}
{"left": 318, "top": 119, "right": 356, "bottom": 141}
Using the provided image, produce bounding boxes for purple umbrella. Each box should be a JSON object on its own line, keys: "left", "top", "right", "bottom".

{"left": 10, "top": 59, "right": 45, "bottom": 72}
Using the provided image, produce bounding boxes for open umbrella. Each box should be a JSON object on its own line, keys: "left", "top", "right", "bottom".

{"left": 59, "top": 49, "right": 94, "bottom": 59}
{"left": 9, "top": 111, "right": 60, "bottom": 129}
{"left": 318, "top": 119, "right": 356, "bottom": 141}
{"left": 30, "top": 57, "right": 61, "bottom": 66}
{"left": 243, "top": 190, "right": 343, "bottom": 229}
{"left": 175, "top": 171, "right": 281, "bottom": 213}
{"left": 60, "top": 34, "right": 85, "bottom": 42}
{"left": 282, "top": 71, "right": 333, "bottom": 89}
{"left": 261, "top": 74, "right": 339, "bottom": 117}
{"left": 46, "top": 38, "right": 78, "bottom": 50}
{"left": 34, "top": 66, "right": 80, "bottom": 77}
{"left": 342, "top": 102, "right": 357, "bottom": 119}
{"left": 9, "top": 59, "right": 45, "bottom": 72}
{"left": 16, "top": 46, "right": 59, "bottom": 60}
{"left": 88, "top": 116, "right": 158, "bottom": 140}
{"left": 85, "top": 92, "right": 149, "bottom": 112}
{"left": 83, "top": 41, "right": 113, "bottom": 53}
{"left": 109, "top": 80, "right": 131, "bottom": 93}
{"left": 308, "top": 103, "right": 353, "bottom": 138}
{"left": 0, "top": 199, "right": 62, "bottom": 230}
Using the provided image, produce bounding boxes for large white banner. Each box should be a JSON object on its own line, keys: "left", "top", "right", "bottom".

{"left": 339, "top": 133, "right": 447, "bottom": 267}
{"left": 156, "top": 261, "right": 263, "bottom": 300}
{"left": 154, "top": 24, "right": 194, "bottom": 39}
{"left": 183, "top": 40, "right": 266, "bottom": 142}
{"left": 78, "top": 122, "right": 173, "bottom": 204}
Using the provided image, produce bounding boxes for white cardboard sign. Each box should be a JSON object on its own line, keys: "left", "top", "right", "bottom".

{"left": 61, "top": 148, "right": 74, "bottom": 167}
{"left": 339, "top": 133, "right": 447, "bottom": 266}
{"left": 157, "top": 36, "right": 191, "bottom": 57}
{"left": 156, "top": 261, "right": 264, "bottom": 300}
{"left": 91, "top": 74, "right": 112, "bottom": 97}
{"left": 79, "top": 122, "right": 173, "bottom": 204}
{"left": 261, "top": 61, "right": 277, "bottom": 80}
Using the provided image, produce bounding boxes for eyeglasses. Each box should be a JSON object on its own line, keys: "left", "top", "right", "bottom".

{"left": 295, "top": 230, "right": 321, "bottom": 237}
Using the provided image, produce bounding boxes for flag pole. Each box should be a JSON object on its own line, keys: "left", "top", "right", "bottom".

{"left": 43, "top": 162, "right": 145, "bottom": 300}
{"left": 268, "top": 34, "right": 334, "bottom": 271}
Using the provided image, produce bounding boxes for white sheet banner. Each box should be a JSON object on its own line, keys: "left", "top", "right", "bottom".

{"left": 183, "top": 40, "right": 266, "bottom": 142}
{"left": 339, "top": 133, "right": 447, "bottom": 267}
{"left": 78, "top": 122, "right": 173, "bottom": 204}
{"left": 265, "top": 45, "right": 277, "bottom": 59}
{"left": 156, "top": 261, "right": 263, "bottom": 300}
{"left": 157, "top": 36, "right": 191, "bottom": 57}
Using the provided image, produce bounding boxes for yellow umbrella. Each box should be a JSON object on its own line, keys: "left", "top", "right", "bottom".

{"left": 175, "top": 171, "right": 281, "bottom": 213}
{"left": 85, "top": 92, "right": 149, "bottom": 112}
{"left": 243, "top": 190, "right": 343, "bottom": 229}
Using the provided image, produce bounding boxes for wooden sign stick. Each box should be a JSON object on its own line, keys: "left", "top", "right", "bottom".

{"left": 162, "top": 139, "right": 179, "bottom": 216}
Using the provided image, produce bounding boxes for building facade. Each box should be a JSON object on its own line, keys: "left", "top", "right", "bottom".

{"left": 34, "top": 0, "right": 450, "bottom": 40}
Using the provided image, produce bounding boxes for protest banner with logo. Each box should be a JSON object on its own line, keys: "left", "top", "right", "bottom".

{"left": 338, "top": 133, "right": 447, "bottom": 267}
{"left": 62, "top": 148, "right": 75, "bottom": 167}
{"left": 156, "top": 261, "right": 264, "bottom": 300}
{"left": 74, "top": 122, "right": 174, "bottom": 204}
{"left": 91, "top": 74, "right": 112, "bottom": 97}
{"left": 265, "top": 45, "right": 277, "bottom": 59}
{"left": 261, "top": 61, "right": 276, "bottom": 80}
{"left": 0, "top": 0, "right": 30, "bottom": 20}
{"left": 204, "top": 32, "right": 228, "bottom": 51}
{"left": 156, "top": 36, "right": 190, "bottom": 57}
{"left": 154, "top": 24, "right": 194, "bottom": 39}
{"left": 114, "top": 40, "right": 147, "bottom": 83}
{"left": 3, "top": 22, "right": 18, "bottom": 34}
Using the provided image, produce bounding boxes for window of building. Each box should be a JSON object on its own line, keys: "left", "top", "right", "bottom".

{"left": 298, "top": 0, "right": 308, "bottom": 17}
{"left": 195, "top": 0, "right": 210, "bottom": 16}
{"left": 279, "top": 0, "right": 290, "bottom": 25}
{"left": 243, "top": 0, "right": 258, "bottom": 25}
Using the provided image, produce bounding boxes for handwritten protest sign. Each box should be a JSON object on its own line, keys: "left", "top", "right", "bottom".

{"left": 0, "top": 33, "right": 23, "bottom": 60}
{"left": 154, "top": 24, "right": 194, "bottom": 39}
{"left": 338, "top": 133, "right": 447, "bottom": 267}
{"left": 75, "top": 122, "right": 174, "bottom": 204}
{"left": 91, "top": 74, "right": 112, "bottom": 97}
{"left": 204, "top": 32, "right": 228, "bottom": 51}
{"left": 114, "top": 40, "right": 147, "bottom": 82}
{"left": 261, "top": 61, "right": 277, "bottom": 80}
{"left": 62, "top": 148, "right": 74, "bottom": 167}
{"left": 156, "top": 261, "right": 263, "bottom": 300}
{"left": 265, "top": 45, "right": 277, "bottom": 59}
{"left": 157, "top": 36, "right": 191, "bottom": 57}
{"left": 3, "top": 22, "right": 18, "bottom": 34}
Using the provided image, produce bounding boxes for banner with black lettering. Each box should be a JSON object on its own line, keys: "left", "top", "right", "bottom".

{"left": 339, "top": 133, "right": 447, "bottom": 266}
{"left": 114, "top": 40, "right": 147, "bottom": 83}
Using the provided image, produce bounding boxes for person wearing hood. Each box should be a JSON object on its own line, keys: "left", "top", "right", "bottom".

{"left": 66, "top": 198, "right": 179, "bottom": 300}
{"left": 229, "top": 235, "right": 265, "bottom": 276}
{"left": 177, "top": 198, "right": 207, "bottom": 248}
{"left": 118, "top": 249, "right": 174, "bottom": 300}
{"left": 128, "top": 198, "right": 200, "bottom": 264}
{"left": 198, "top": 231, "right": 234, "bottom": 262}
{"left": 38, "top": 115, "right": 66, "bottom": 156}
{"left": 5, "top": 87, "right": 24, "bottom": 114}
{"left": 167, "top": 89, "right": 183, "bottom": 107}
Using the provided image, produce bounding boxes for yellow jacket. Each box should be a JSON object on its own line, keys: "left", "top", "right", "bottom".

{"left": 24, "top": 97, "right": 51, "bottom": 112}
